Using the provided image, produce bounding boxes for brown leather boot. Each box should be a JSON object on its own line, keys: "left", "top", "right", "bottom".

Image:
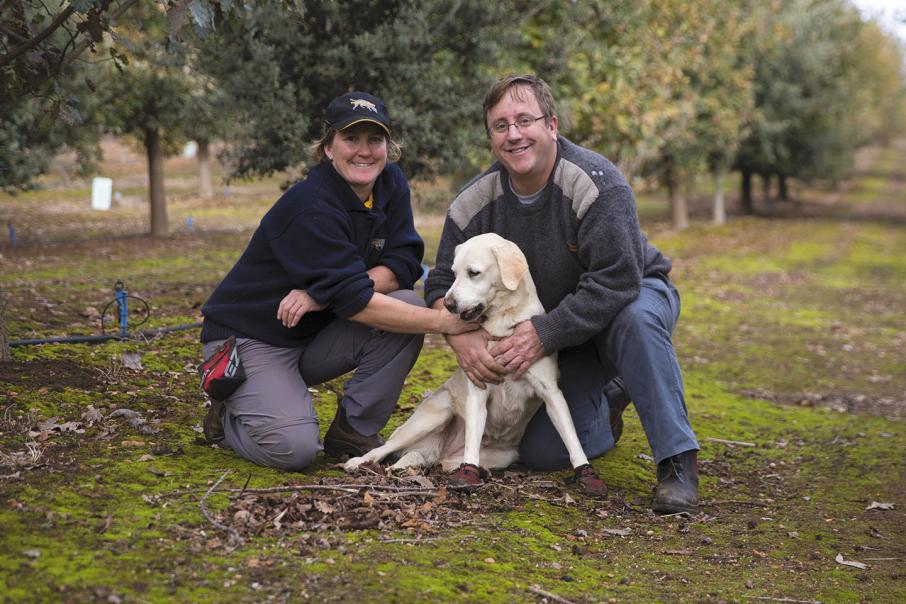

{"left": 604, "top": 376, "right": 631, "bottom": 445}
{"left": 323, "top": 406, "right": 384, "bottom": 459}
{"left": 652, "top": 449, "right": 700, "bottom": 514}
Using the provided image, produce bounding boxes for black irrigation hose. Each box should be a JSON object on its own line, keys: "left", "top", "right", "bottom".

{"left": 9, "top": 281, "right": 202, "bottom": 348}
{"left": 9, "top": 322, "right": 202, "bottom": 347}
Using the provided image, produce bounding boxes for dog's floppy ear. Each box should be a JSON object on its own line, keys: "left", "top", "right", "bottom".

{"left": 492, "top": 240, "right": 528, "bottom": 291}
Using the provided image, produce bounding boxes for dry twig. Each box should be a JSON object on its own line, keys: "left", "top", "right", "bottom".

{"left": 706, "top": 437, "right": 757, "bottom": 447}
{"left": 527, "top": 585, "right": 576, "bottom": 604}
{"left": 379, "top": 537, "right": 442, "bottom": 543}
{"left": 743, "top": 597, "right": 822, "bottom": 604}
{"left": 199, "top": 471, "right": 244, "bottom": 546}
{"left": 703, "top": 499, "right": 774, "bottom": 507}
{"left": 165, "top": 483, "right": 440, "bottom": 498}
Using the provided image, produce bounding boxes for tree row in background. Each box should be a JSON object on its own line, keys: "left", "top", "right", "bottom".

{"left": 2, "top": 0, "right": 905, "bottom": 235}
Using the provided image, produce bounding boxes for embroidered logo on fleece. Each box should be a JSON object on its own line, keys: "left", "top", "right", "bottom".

{"left": 350, "top": 99, "right": 378, "bottom": 113}
{"left": 371, "top": 238, "right": 386, "bottom": 251}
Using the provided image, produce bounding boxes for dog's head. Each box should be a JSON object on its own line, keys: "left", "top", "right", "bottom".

{"left": 443, "top": 233, "right": 529, "bottom": 322}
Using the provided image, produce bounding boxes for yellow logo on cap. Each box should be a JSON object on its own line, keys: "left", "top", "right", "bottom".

{"left": 350, "top": 98, "right": 378, "bottom": 113}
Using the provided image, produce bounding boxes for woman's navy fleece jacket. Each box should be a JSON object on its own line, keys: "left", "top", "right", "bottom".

{"left": 201, "top": 160, "right": 424, "bottom": 348}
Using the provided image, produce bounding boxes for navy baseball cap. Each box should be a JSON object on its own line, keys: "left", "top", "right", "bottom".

{"left": 325, "top": 91, "right": 391, "bottom": 135}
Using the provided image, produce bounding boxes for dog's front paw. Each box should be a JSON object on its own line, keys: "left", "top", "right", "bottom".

{"left": 572, "top": 463, "right": 608, "bottom": 498}
{"left": 343, "top": 456, "right": 366, "bottom": 472}
{"left": 448, "top": 463, "right": 484, "bottom": 490}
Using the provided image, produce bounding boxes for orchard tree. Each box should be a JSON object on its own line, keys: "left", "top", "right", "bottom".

{"left": 194, "top": 0, "right": 509, "bottom": 183}
{"left": 97, "top": 1, "right": 246, "bottom": 234}
{"left": 847, "top": 19, "right": 906, "bottom": 146}
{"left": 180, "top": 79, "right": 230, "bottom": 198}
{"left": 659, "top": 0, "right": 755, "bottom": 226}
{"left": 97, "top": 3, "right": 194, "bottom": 237}
{"left": 735, "top": 0, "right": 905, "bottom": 210}
{"left": 0, "top": 0, "right": 131, "bottom": 191}
{"left": 0, "top": 90, "right": 102, "bottom": 193}
{"left": 101, "top": 66, "right": 191, "bottom": 237}
{"left": 0, "top": 0, "right": 278, "bottom": 193}
{"left": 515, "top": 0, "right": 753, "bottom": 229}
{"left": 551, "top": 1, "right": 678, "bottom": 180}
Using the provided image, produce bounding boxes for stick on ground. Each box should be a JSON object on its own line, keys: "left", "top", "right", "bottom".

{"left": 200, "top": 471, "right": 244, "bottom": 546}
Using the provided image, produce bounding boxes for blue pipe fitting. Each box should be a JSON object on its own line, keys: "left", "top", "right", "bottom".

{"left": 114, "top": 281, "right": 128, "bottom": 336}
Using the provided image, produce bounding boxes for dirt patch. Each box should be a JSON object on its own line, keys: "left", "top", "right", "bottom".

{"left": 742, "top": 388, "right": 906, "bottom": 421}
{"left": 0, "top": 359, "right": 101, "bottom": 391}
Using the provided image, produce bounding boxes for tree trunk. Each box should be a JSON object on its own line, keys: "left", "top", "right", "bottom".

{"left": 761, "top": 173, "right": 772, "bottom": 203}
{"left": 665, "top": 156, "right": 689, "bottom": 230}
{"left": 740, "top": 169, "right": 753, "bottom": 214}
{"left": 0, "top": 288, "right": 11, "bottom": 361}
{"left": 198, "top": 139, "right": 214, "bottom": 199}
{"left": 712, "top": 166, "right": 726, "bottom": 225}
{"left": 146, "top": 127, "right": 168, "bottom": 237}
{"left": 778, "top": 174, "right": 788, "bottom": 201}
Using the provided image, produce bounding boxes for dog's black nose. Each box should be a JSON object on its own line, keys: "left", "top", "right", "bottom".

{"left": 444, "top": 297, "right": 457, "bottom": 313}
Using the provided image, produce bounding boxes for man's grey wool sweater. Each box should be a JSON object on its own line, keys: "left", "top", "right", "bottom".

{"left": 424, "top": 136, "right": 672, "bottom": 354}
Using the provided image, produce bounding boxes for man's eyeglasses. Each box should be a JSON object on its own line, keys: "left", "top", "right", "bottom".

{"left": 490, "top": 115, "right": 546, "bottom": 135}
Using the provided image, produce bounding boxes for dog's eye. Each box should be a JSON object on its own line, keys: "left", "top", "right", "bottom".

{"left": 467, "top": 269, "right": 481, "bottom": 278}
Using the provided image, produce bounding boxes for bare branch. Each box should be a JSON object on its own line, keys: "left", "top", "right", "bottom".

{"left": 199, "top": 471, "right": 244, "bottom": 545}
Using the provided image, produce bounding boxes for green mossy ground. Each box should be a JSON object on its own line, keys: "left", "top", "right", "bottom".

{"left": 1, "top": 141, "right": 904, "bottom": 602}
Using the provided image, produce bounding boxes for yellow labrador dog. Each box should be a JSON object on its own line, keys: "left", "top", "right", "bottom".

{"left": 344, "top": 233, "right": 606, "bottom": 496}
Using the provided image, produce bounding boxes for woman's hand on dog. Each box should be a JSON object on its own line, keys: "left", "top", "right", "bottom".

{"left": 437, "top": 310, "right": 482, "bottom": 335}
{"left": 446, "top": 330, "right": 507, "bottom": 389}
{"left": 490, "top": 320, "right": 544, "bottom": 379}
{"left": 278, "top": 289, "right": 327, "bottom": 327}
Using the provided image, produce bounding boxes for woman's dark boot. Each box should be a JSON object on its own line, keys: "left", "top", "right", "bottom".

{"left": 323, "top": 406, "right": 384, "bottom": 459}
{"left": 203, "top": 399, "right": 225, "bottom": 444}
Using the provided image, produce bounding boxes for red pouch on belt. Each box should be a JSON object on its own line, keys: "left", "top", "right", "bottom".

{"left": 198, "top": 335, "right": 246, "bottom": 400}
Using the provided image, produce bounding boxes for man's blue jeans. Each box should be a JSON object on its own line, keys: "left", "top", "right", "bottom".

{"left": 519, "top": 276, "right": 699, "bottom": 470}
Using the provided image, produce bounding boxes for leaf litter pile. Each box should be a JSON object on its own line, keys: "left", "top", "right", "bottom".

{"left": 158, "top": 463, "right": 616, "bottom": 550}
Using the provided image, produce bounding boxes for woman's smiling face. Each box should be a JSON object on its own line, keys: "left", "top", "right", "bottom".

{"left": 326, "top": 123, "right": 388, "bottom": 201}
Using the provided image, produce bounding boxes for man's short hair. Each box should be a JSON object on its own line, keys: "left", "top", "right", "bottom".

{"left": 482, "top": 74, "right": 556, "bottom": 135}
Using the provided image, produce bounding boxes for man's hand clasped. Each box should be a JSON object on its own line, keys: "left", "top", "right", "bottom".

{"left": 446, "top": 319, "right": 542, "bottom": 388}
{"left": 489, "top": 320, "right": 544, "bottom": 380}
{"left": 446, "top": 330, "right": 505, "bottom": 389}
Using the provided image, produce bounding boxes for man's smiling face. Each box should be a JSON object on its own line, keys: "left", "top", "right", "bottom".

{"left": 485, "top": 84, "right": 558, "bottom": 196}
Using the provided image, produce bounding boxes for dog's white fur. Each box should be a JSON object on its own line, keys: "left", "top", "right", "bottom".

{"left": 344, "top": 233, "right": 589, "bottom": 473}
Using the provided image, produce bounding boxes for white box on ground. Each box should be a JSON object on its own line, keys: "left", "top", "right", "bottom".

{"left": 91, "top": 177, "right": 113, "bottom": 211}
